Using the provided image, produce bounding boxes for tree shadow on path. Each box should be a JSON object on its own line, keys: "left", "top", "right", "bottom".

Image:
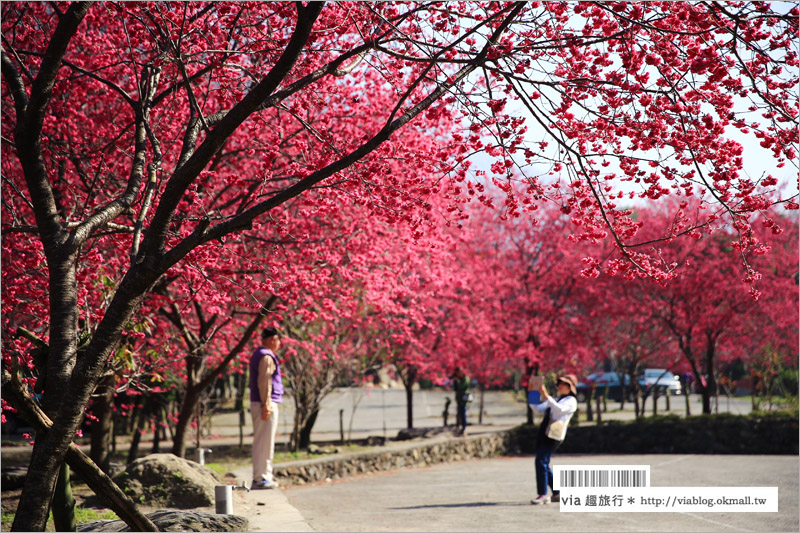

{"left": 390, "top": 501, "right": 531, "bottom": 510}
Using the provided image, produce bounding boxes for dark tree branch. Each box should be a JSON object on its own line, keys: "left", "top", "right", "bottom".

{"left": 161, "top": 2, "right": 527, "bottom": 270}
{"left": 12, "top": 1, "right": 91, "bottom": 258}
{"left": 23, "top": 1, "right": 91, "bottom": 150}
{"left": 1, "top": 47, "right": 28, "bottom": 118}
{"left": 59, "top": 57, "right": 136, "bottom": 107}
{"left": 199, "top": 297, "right": 277, "bottom": 392}
{"left": 139, "top": 2, "right": 325, "bottom": 260}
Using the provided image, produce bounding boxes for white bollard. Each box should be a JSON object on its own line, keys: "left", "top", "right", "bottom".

{"left": 215, "top": 485, "right": 233, "bottom": 515}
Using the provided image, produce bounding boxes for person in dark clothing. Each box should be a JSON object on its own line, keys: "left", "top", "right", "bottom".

{"left": 452, "top": 367, "right": 471, "bottom": 435}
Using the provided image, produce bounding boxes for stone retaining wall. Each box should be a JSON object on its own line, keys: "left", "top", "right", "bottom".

{"left": 515, "top": 415, "right": 798, "bottom": 456}
{"left": 274, "top": 431, "right": 516, "bottom": 486}
{"left": 274, "top": 415, "right": 797, "bottom": 487}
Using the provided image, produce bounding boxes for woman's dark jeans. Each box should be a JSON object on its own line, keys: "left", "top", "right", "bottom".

{"left": 535, "top": 437, "right": 561, "bottom": 496}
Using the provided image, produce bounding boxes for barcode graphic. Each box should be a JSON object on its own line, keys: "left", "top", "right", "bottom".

{"left": 558, "top": 469, "right": 648, "bottom": 488}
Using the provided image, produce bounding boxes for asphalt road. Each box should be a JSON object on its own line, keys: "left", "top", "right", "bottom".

{"left": 270, "top": 388, "right": 754, "bottom": 444}
{"left": 0, "top": 388, "right": 756, "bottom": 464}
{"left": 284, "top": 454, "right": 799, "bottom": 532}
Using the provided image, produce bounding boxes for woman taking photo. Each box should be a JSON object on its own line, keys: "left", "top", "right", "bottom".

{"left": 528, "top": 374, "right": 578, "bottom": 505}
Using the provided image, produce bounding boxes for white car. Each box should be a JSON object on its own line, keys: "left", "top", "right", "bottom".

{"left": 638, "top": 369, "right": 682, "bottom": 395}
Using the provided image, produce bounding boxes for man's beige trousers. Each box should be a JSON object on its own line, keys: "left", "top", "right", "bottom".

{"left": 251, "top": 402, "right": 279, "bottom": 483}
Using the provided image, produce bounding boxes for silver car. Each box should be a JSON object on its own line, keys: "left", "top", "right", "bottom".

{"left": 638, "top": 368, "right": 682, "bottom": 395}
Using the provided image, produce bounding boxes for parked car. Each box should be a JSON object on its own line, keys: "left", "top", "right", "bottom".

{"left": 638, "top": 368, "right": 682, "bottom": 395}
{"left": 576, "top": 372, "right": 633, "bottom": 402}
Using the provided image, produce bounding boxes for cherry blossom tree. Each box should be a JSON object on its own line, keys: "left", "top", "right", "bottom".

{"left": 155, "top": 297, "right": 271, "bottom": 458}
{"left": 2, "top": 2, "right": 797, "bottom": 530}
{"left": 585, "top": 201, "right": 799, "bottom": 414}
{"left": 358, "top": 212, "right": 461, "bottom": 429}
{"left": 652, "top": 209, "right": 798, "bottom": 413}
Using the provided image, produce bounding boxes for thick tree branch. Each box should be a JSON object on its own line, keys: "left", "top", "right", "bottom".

{"left": 1, "top": 47, "right": 28, "bottom": 118}
{"left": 72, "top": 67, "right": 160, "bottom": 251}
{"left": 22, "top": 1, "right": 91, "bottom": 149}
{"left": 161, "top": 2, "right": 527, "bottom": 270}
{"left": 139, "top": 2, "right": 325, "bottom": 260}
{"left": 13, "top": 2, "right": 92, "bottom": 256}
{"left": 199, "top": 297, "right": 276, "bottom": 392}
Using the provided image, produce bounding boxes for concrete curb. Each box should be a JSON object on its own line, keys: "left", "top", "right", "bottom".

{"left": 273, "top": 429, "right": 516, "bottom": 487}
{"left": 229, "top": 427, "right": 515, "bottom": 532}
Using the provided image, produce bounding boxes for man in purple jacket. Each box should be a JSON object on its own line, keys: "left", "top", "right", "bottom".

{"left": 249, "top": 326, "right": 285, "bottom": 489}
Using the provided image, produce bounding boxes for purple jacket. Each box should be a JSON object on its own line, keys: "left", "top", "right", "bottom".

{"left": 249, "top": 347, "right": 284, "bottom": 404}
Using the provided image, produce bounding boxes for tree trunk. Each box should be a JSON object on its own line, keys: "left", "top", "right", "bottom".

{"left": 239, "top": 408, "right": 246, "bottom": 448}
{"left": 2, "top": 368, "right": 158, "bottom": 531}
{"left": 701, "top": 385, "right": 712, "bottom": 414}
{"left": 652, "top": 388, "right": 659, "bottom": 416}
{"left": 172, "top": 386, "right": 202, "bottom": 458}
{"left": 236, "top": 370, "right": 247, "bottom": 447}
{"left": 52, "top": 462, "right": 76, "bottom": 532}
{"left": 127, "top": 398, "right": 149, "bottom": 464}
{"left": 703, "top": 344, "right": 717, "bottom": 415}
{"left": 13, "top": 422, "right": 68, "bottom": 530}
{"left": 478, "top": 385, "right": 485, "bottom": 425}
{"left": 405, "top": 382, "right": 414, "bottom": 429}
{"left": 151, "top": 404, "right": 162, "bottom": 454}
{"left": 90, "top": 374, "right": 115, "bottom": 473}
{"left": 524, "top": 364, "right": 537, "bottom": 425}
{"left": 685, "top": 384, "right": 691, "bottom": 416}
{"left": 299, "top": 408, "right": 319, "bottom": 449}
{"left": 400, "top": 365, "right": 418, "bottom": 430}
{"left": 291, "top": 407, "right": 303, "bottom": 452}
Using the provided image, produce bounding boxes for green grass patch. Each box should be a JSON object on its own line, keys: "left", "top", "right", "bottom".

{"left": 274, "top": 450, "right": 312, "bottom": 463}
{"left": 1, "top": 508, "right": 117, "bottom": 532}
{"left": 273, "top": 443, "right": 372, "bottom": 463}
{"left": 73, "top": 507, "right": 119, "bottom": 523}
{"left": 585, "top": 409, "right": 799, "bottom": 427}
{"left": 204, "top": 462, "right": 228, "bottom": 474}
{"left": 204, "top": 459, "right": 248, "bottom": 474}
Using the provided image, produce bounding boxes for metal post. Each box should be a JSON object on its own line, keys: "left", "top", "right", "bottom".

{"left": 196, "top": 447, "right": 212, "bottom": 465}
{"left": 215, "top": 485, "right": 233, "bottom": 514}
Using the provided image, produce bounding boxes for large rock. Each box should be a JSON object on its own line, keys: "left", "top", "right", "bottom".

{"left": 113, "top": 453, "right": 222, "bottom": 508}
{"left": 78, "top": 510, "right": 248, "bottom": 532}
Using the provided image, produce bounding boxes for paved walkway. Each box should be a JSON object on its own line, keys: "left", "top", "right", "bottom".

{"left": 188, "top": 463, "right": 313, "bottom": 533}
{"left": 1, "top": 390, "right": 768, "bottom": 532}
{"left": 283, "top": 454, "right": 799, "bottom": 532}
